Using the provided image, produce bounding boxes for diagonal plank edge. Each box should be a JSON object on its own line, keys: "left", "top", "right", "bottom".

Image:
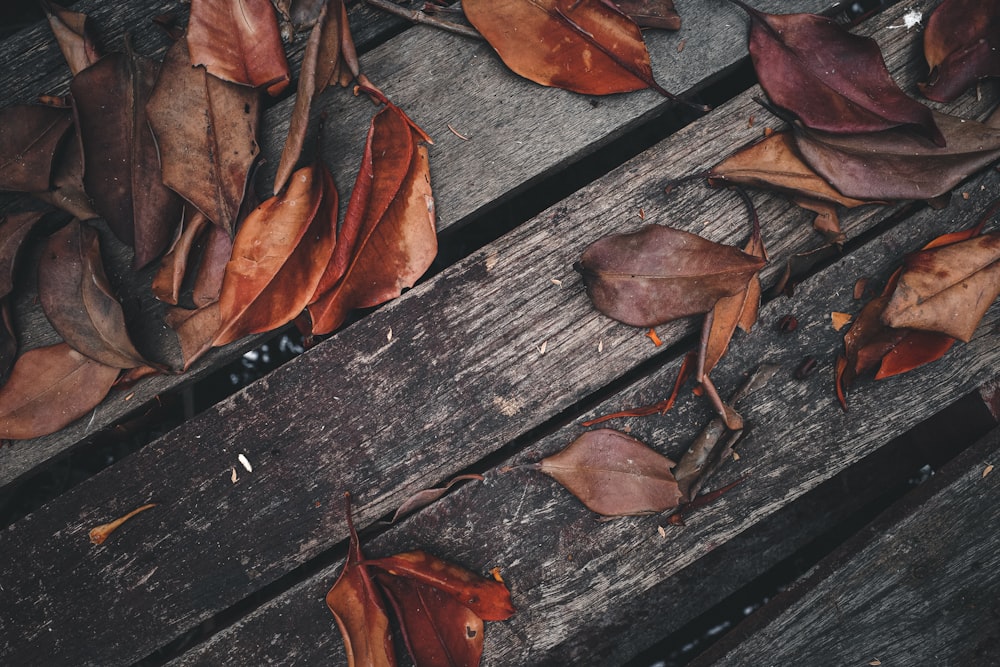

{"left": 170, "top": 193, "right": 1000, "bottom": 667}
{"left": 0, "top": 0, "right": 833, "bottom": 487}
{"left": 0, "top": 1, "right": 997, "bottom": 664}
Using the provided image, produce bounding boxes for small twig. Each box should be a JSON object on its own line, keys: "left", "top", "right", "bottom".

{"left": 365, "top": 0, "right": 483, "bottom": 40}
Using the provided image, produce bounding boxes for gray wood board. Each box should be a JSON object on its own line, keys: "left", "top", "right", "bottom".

{"left": 167, "top": 186, "right": 1000, "bottom": 666}
{"left": 0, "top": 1, "right": 995, "bottom": 663}
{"left": 693, "top": 428, "right": 1000, "bottom": 667}
{"left": 0, "top": 0, "right": 832, "bottom": 486}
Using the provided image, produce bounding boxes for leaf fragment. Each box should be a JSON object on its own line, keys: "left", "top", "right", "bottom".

{"left": 40, "top": 0, "right": 103, "bottom": 76}
{"left": 0, "top": 342, "right": 119, "bottom": 440}
{"left": 537, "top": 428, "right": 682, "bottom": 517}
{"left": 0, "top": 104, "right": 73, "bottom": 193}
{"left": 613, "top": 0, "right": 681, "bottom": 30}
{"left": 389, "top": 474, "right": 485, "bottom": 524}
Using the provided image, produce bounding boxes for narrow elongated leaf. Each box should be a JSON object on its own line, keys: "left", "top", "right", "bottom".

{"left": 463, "top": 0, "right": 665, "bottom": 96}
{"left": 326, "top": 496, "right": 397, "bottom": 667}
{"left": 536, "top": 429, "right": 682, "bottom": 517}
{"left": 147, "top": 37, "right": 260, "bottom": 235}
{"left": 575, "top": 224, "right": 766, "bottom": 327}
{"left": 882, "top": 232, "right": 1000, "bottom": 342}
{"left": 187, "top": 0, "right": 291, "bottom": 95}
{"left": 153, "top": 210, "right": 211, "bottom": 306}
{"left": 40, "top": 0, "right": 102, "bottom": 75}
{"left": 614, "top": 0, "right": 681, "bottom": 30}
{"left": 389, "top": 474, "right": 484, "bottom": 524}
{"left": 71, "top": 47, "right": 183, "bottom": 268}
{"left": 0, "top": 342, "right": 119, "bottom": 439}
{"left": 192, "top": 221, "right": 233, "bottom": 308}
{"left": 794, "top": 111, "right": 1000, "bottom": 201}
{"left": 920, "top": 0, "right": 1000, "bottom": 102}
{"left": 376, "top": 573, "right": 485, "bottom": 667}
{"left": 730, "top": 0, "right": 943, "bottom": 144}
{"left": 708, "top": 132, "right": 868, "bottom": 208}
{"left": 309, "top": 105, "right": 436, "bottom": 335}
{"left": 363, "top": 551, "right": 515, "bottom": 621}
{"left": 38, "top": 221, "right": 147, "bottom": 369}
{"left": 213, "top": 161, "right": 338, "bottom": 346}
{"left": 0, "top": 104, "right": 73, "bottom": 192}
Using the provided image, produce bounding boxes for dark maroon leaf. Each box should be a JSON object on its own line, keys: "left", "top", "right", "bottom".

{"left": 920, "top": 0, "right": 1000, "bottom": 102}
{"left": 1, "top": 211, "right": 45, "bottom": 298}
{"left": 0, "top": 104, "right": 73, "bottom": 193}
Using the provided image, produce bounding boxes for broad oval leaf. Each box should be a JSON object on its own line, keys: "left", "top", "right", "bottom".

{"left": 0, "top": 342, "right": 119, "bottom": 440}
{"left": 0, "top": 104, "right": 73, "bottom": 193}
{"left": 147, "top": 37, "right": 260, "bottom": 235}
{"left": 187, "top": 0, "right": 291, "bottom": 95}
{"left": 881, "top": 232, "right": 1000, "bottom": 342}
{"left": 794, "top": 111, "right": 1000, "bottom": 201}
{"left": 364, "top": 551, "right": 515, "bottom": 622}
{"left": 213, "top": 161, "right": 338, "bottom": 346}
{"left": 920, "top": 0, "right": 1000, "bottom": 102}
{"left": 463, "top": 0, "right": 660, "bottom": 96}
{"left": 537, "top": 428, "right": 682, "bottom": 516}
{"left": 309, "top": 104, "right": 436, "bottom": 335}
{"left": 38, "top": 221, "right": 148, "bottom": 369}
{"left": 731, "top": 0, "right": 943, "bottom": 144}
{"left": 375, "top": 573, "right": 485, "bottom": 667}
{"left": 575, "top": 224, "right": 766, "bottom": 327}
{"left": 71, "top": 48, "right": 183, "bottom": 268}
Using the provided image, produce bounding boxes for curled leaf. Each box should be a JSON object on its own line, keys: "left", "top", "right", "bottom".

{"left": 364, "top": 550, "right": 515, "bottom": 621}
{"left": 389, "top": 474, "right": 485, "bottom": 524}
{"left": 881, "top": 232, "right": 1000, "bottom": 342}
{"left": 38, "top": 221, "right": 148, "bottom": 369}
{"left": 309, "top": 104, "right": 436, "bottom": 335}
{"left": 40, "top": 0, "right": 102, "bottom": 75}
{"left": 0, "top": 342, "right": 119, "bottom": 440}
{"left": 920, "top": 0, "right": 1000, "bottom": 102}
{"left": 731, "top": 0, "right": 943, "bottom": 144}
{"left": 614, "top": 0, "right": 681, "bottom": 30}
{"left": 536, "top": 428, "right": 682, "bottom": 517}
{"left": 575, "top": 224, "right": 766, "bottom": 327}
{"left": 0, "top": 104, "right": 73, "bottom": 193}
{"left": 187, "top": 0, "right": 291, "bottom": 95}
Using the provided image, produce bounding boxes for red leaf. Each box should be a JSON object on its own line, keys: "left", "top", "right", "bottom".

{"left": 364, "top": 551, "right": 515, "bottom": 622}
{"left": 731, "top": 0, "right": 943, "bottom": 144}
{"left": 187, "top": 0, "right": 291, "bottom": 95}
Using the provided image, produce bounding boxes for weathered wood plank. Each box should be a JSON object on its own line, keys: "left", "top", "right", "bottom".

{"left": 0, "top": 0, "right": 833, "bottom": 487}
{"left": 691, "top": 428, "right": 1000, "bottom": 666}
{"left": 162, "top": 170, "right": 1000, "bottom": 666}
{"left": 0, "top": 2, "right": 996, "bottom": 664}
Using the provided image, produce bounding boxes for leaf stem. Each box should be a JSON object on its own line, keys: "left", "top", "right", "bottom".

{"left": 365, "top": 0, "right": 483, "bottom": 40}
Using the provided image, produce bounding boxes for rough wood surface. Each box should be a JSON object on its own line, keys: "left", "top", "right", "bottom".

{"left": 691, "top": 428, "right": 1000, "bottom": 667}
{"left": 0, "top": 1, "right": 997, "bottom": 665}
{"left": 0, "top": 0, "right": 832, "bottom": 487}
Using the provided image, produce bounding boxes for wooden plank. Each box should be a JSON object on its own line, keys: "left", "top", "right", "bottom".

{"left": 0, "top": 0, "right": 833, "bottom": 487}
{"left": 161, "top": 174, "right": 1000, "bottom": 666}
{"left": 0, "top": 1, "right": 996, "bottom": 663}
{"left": 691, "top": 427, "right": 1000, "bottom": 666}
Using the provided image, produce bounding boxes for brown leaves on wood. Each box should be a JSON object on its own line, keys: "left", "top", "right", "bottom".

{"left": 309, "top": 102, "right": 436, "bottom": 335}
{"left": 71, "top": 46, "right": 182, "bottom": 269}
{"left": 38, "top": 221, "right": 148, "bottom": 370}
{"left": 882, "top": 231, "right": 1000, "bottom": 343}
{"left": 463, "top": 0, "right": 695, "bottom": 104}
{"left": 730, "top": 0, "right": 943, "bottom": 144}
{"left": 536, "top": 429, "right": 682, "bottom": 516}
{"left": 328, "top": 495, "right": 514, "bottom": 667}
{"left": 326, "top": 495, "right": 397, "bottom": 667}
{"left": 794, "top": 111, "right": 1000, "bottom": 202}
{"left": 920, "top": 0, "right": 1000, "bottom": 103}
{"left": 187, "top": 0, "right": 291, "bottom": 96}
{"left": 575, "top": 224, "right": 765, "bottom": 328}
{"left": 0, "top": 104, "right": 73, "bottom": 193}
{"left": 214, "top": 161, "right": 338, "bottom": 346}
{"left": 147, "top": 37, "right": 260, "bottom": 235}
{"left": 0, "top": 342, "right": 119, "bottom": 440}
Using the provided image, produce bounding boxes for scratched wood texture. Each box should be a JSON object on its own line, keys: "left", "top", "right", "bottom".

{"left": 0, "top": 0, "right": 831, "bottom": 487}
{"left": 691, "top": 428, "right": 1000, "bottom": 667}
{"left": 1, "top": 0, "right": 998, "bottom": 665}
